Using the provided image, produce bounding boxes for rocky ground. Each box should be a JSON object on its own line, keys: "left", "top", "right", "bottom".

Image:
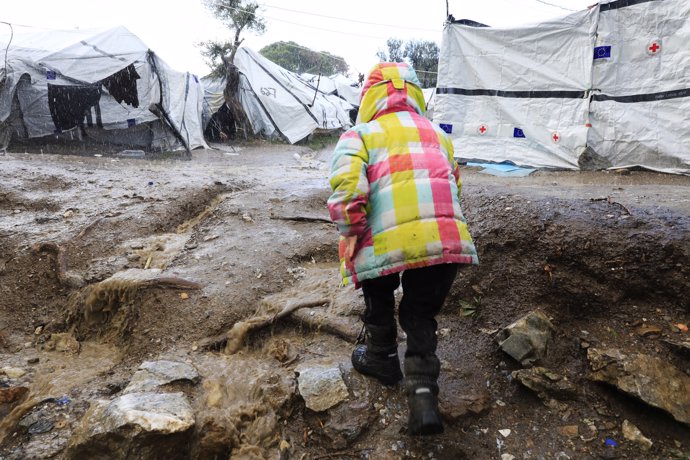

{"left": 0, "top": 139, "right": 689, "bottom": 460}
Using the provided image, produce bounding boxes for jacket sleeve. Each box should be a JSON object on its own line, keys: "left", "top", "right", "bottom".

{"left": 327, "top": 130, "right": 370, "bottom": 237}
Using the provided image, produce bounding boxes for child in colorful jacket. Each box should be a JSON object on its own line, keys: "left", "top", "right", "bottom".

{"left": 328, "top": 62, "right": 478, "bottom": 435}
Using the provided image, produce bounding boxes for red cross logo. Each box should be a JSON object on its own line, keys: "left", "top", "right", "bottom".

{"left": 648, "top": 41, "right": 661, "bottom": 55}
{"left": 552, "top": 132, "right": 560, "bottom": 143}
{"left": 478, "top": 124, "right": 487, "bottom": 135}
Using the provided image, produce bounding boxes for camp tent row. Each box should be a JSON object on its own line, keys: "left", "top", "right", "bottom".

{"left": 434, "top": 0, "right": 690, "bottom": 175}
{"left": 0, "top": 26, "right": 207, "bottom": 154}
{"left": 0, "top": 24, "right": 356, "bottom": 153}
{"left": 202, "top": 47, "right": 355, "bottom": 144}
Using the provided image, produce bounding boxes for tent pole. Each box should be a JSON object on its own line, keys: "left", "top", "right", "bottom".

{"left": 310, "top": 69, "right": 321, "bottom": 108}
{"left": 147, "top": 51, "right": 193, "bottom": 159}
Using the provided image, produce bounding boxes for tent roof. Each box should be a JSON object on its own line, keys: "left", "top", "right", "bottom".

{"left": 0, "top": 26, "right": 149, "bottom": 83}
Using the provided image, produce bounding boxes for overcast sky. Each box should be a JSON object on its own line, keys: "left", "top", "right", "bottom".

{"left": 2, "top": 0, "right": 595, "bottom": 78}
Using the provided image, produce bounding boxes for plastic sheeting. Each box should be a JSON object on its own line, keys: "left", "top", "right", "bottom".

{"left": 588, "top": 0, "right": 690, "bottom": 174}
{"left": 435, "top": 0, "right": 690, "bottom": 174}
{"left": 232, "top": 47, "right": 352, "bottom": 144}
{"left": 154, "top": 56, "right": 207, "bottom": 151}
{"left": 301, "top": 73, "right": 361, "bottom": 107}
{"left": 435, "top": 9, "right": 597, "bottom": 170}
{"left": 330, "top": 75, "right": 361, "bottom": 107}
{"left": 0, "top": 26, "right": 207, "bottom": 151}
{"left": 7, "top": 59, "right": 159, "bottom": 138}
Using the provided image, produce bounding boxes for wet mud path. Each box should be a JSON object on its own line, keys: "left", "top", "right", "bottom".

{"left": 1, "top": 142, "right": 689, "bottom": 459}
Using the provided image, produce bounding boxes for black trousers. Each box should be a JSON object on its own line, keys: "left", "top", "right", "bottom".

{"left": 360, "top": 263, "right": 459, "bottom": 357}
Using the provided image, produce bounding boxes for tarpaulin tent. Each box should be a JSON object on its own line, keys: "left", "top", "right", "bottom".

{"left": 301, "top": 72, "right": 361, "bottom": 107}
{"left": 434, "top": 0, "right": 690, "bottom": 175}
{"left": 202, "top": 47, "right": 353, "bottom": 144}
{"left": 588, "top": 0, "right": 690, "bottom": 174}
{"left": 0, "top": 26, "right": 207, "bottom": 153}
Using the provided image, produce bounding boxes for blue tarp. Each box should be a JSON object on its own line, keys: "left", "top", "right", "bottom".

{"left": 466, "top": 162, "right": 536, "bottom": 177}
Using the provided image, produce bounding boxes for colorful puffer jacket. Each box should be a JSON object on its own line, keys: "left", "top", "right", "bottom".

{"left": 328, "top": 62, "right": 478, "bottom": 287}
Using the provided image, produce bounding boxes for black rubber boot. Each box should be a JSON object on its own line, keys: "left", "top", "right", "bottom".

{"left": 405, "top": 354, "right": 443, "bottom": 436}
{"left": 351, "top": 323, "right": 403, "bottom": 386}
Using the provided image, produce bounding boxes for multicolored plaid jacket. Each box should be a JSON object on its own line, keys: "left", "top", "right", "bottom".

{"left": 328, "top": 62, "right": 478, "bottom": 286}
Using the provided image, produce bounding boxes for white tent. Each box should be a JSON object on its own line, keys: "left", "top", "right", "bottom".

{"left": 0, "top": 26, "right": 207, "bottom": 153}
{"left": 422, "top": 88, "right": 436, "bottom": 119}
{"left": 434, "top": 0, "right": 690, "bottom": 175}
{"left": 226, "top": 47, "right": 353, "bottom": 144}
{"left": 300, "top": 73, "right": 361, "bottom": 107}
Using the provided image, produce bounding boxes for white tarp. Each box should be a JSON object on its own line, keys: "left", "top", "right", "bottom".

{"left": 331, "top": 74, "right": 361, "bottom": 107}
{"left": 301, "top": 73, "right": 361, "bottom": 107}
{"left": 0, "top": 26, "right": 207, "bottom": 151}
{"left": 422, "top": 88, "right": 436, "bottom": 118}
{"left": 434, "top": 9, "right": 598, "bottom": 170}
{"left": 233, "top": 47, "right": 352, "bottom": 143}
{"left": 435, "top": 0, "right": 690, "bottom": 174}
{"left": 201, "top": 75, "right": 227, "bottom": 121}
{"left": 154, "top": 57, "right": 206, "bottom": 151}
{"left": 588, "top": 0, "right": 690, "bottom": 174}
{"left": 301, "top": 73, "right": 338, "bottom": 94}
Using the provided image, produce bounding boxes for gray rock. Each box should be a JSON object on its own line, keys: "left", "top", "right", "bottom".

{"left": 512, "top": 367, "right": 578, "bottom": 400}
{"left": 1, "top": 366, "right": 27, "bottom": 379}
{"left": 663, "top": 338, "right": 690, "bottom": 355}
{"left": 67, "top": 392, "right": 194, "bottom": 460}
{"left": 296, "top": 361, "right": 349, "bottom": 412}
{"left": 621, "top": 420, "right": 652, "bottom": 451}
{"left": 322, "top": 401, "right": 376, "bottom": 449}
{"left": 496, "top": 310, "right": 555, "bottom": 366}
{"left": 27, "top": 419, "right": 54, "bottom": 435}
{"left": 588, "top": 348, "right": 690, "bottom": 426}
{"left": 439, "top": 389, "right": 492, "bottom": 423}
{"left": 123, "top": 360, "right": 199, "bottom": 394}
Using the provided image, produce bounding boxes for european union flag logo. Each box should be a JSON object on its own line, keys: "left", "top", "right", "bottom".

{"left": 46, "top": 70, "right": 57, "bottom": 80}
{"left": 513, "top": 128, "right": 525, "bottom": 138}
{"left": 594, "top": 46, "right": 612, "bottom": 60}
{"left": 439, "top": 123, "right": 453, "bottom": 134}
{"left": 127, "top": 118, "right": 136, "bottom": 127}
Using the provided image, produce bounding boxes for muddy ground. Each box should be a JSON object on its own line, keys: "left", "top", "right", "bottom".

{"left": 0, "top": 139, "right": 689, "bottom": 459}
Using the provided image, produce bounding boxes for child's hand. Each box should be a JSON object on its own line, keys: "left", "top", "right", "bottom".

{"left": 344, "top": 235, "right": 358, "bottom": 266}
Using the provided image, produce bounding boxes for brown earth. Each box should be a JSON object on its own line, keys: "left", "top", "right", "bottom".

{"left": 0, "top": 139, "right": 689, "bottom": 459}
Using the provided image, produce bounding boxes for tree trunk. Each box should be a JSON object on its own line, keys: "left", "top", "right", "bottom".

{"left": 220, "top": 54, "right": 250, "bottom": 140}
{"left": 228, "top": 26, "right": 244, "bottom": 64}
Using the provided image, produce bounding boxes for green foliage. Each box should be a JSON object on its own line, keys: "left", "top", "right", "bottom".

{"left": 376, "top": 38, "right": 405, "bottom": 63}
{"left": 459, "top": 296, "right": 482, "bottom": 318}
{"left": 259, "top": 41, "right": 349, "bottom": 75}
{"left": 198, "top": 41, "right": 235, "bottom": 78}
{"left": 297, "top": 132, "right": 339, "bottom": 150}
{"left": 670, "top": 449, "right": 690, "bottom": 460}
{"left": 203, "top": 0, "right": 266, "bottom": 35}
{"left": 404, "top": 40, "right": 439, "bottom": 88}
{"left": 201, "top": 0, "right": 266, "bottom": 74}
{"left": 376, "top": 38, "right": 439, "bottom": 88}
